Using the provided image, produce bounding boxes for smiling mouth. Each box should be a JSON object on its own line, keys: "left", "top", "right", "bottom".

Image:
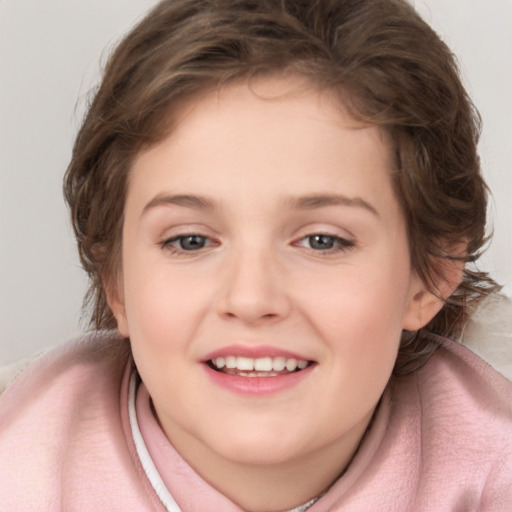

{"left": 207, "top": 356, "right": 313, "bottom": 377}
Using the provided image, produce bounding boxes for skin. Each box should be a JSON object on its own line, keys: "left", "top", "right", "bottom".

{"left": 109, "top": 77, "right": 447, "bottom": 511}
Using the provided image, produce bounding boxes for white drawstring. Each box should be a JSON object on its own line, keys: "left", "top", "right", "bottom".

{"left": 128, "top": 371, "right": 183, "bottom": 512}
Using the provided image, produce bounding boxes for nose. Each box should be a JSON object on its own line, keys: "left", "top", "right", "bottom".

{"left": 216, "top": 245, "right": 292, "bottom": 325}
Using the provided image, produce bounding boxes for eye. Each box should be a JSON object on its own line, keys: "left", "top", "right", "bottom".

{"left": 162, "top": 234, "right": 213, "bottom": 252}
{"left": 296, "top": 234, "right": 354, "bottom": 252}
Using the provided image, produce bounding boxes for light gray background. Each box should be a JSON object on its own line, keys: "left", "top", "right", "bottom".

{"left": 1, "top": 0, "right": 511, "bottom": 364}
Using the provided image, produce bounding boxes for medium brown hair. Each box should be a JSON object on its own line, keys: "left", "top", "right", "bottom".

{"left": 64, "top": 0, "right": 499, "bottom": 373}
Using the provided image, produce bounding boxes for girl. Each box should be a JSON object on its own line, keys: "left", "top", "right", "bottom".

{"left": 1, "top": 0, "right": 511, "bottom": 510}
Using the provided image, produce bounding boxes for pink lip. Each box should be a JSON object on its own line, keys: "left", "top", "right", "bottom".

{"left": 202, "top": 344, "right": 310, "bottom": 362}
{"left": 201, "top": 344, "right": 315, "bottom": 396}
{"left": 202, "top": 362, "right": 315, "bottom": 395}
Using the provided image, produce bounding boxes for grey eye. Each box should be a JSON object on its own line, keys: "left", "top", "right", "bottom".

{"left": 307, "top": 234, "right": 336, "bottom": 250}
{"left": 176, "top": 235, "right": 207, "bottom": 250}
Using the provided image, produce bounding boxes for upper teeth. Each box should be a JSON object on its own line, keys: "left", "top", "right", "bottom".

{"left": 212, "top": 356, "right": 308, "bottom": 372}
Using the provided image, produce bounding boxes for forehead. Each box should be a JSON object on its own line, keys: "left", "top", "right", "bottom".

{"left": 127, "top": 77, "right": 397, "bottom": 220}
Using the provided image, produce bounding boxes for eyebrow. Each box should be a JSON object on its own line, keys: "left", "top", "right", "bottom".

{"left": 288, "top": 194, "right": 380, "bottom": 217}
{"left": 142, "top": 193, "right": 216, "bottom": 215}
{"left": 142, "top": 192, "right": 379, "bottom": 217}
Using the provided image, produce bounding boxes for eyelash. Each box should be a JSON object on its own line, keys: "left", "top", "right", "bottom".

{"left": 294, "top": 234, "right": 355, "bottom": 254}
{"left": 160, "top": 234, "right": 217, "bottom": 255}
{"left": 160, "top": 233, "right": 355, "bottom": 256}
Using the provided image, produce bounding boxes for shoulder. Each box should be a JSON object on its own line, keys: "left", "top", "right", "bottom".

{"left": 404, "top": 334, "right": 512, "bottom": 446}
{"left": 393, "top": 336, "right": 512, "bottom": 508}
{"left": 0, "top": 330, "right": 131, "bottom": 401}
{"left": 0, "top": 356, "right": 34, "bottom": 396}
{"left": 0, "top": 332, "right": 153, "bottom": 509}
{"left": 0, "top": 330, "right": 132, "bottom": 437}
{"left": 0, "top": 331, "right": 132, "bottom": 439}
{"left": 416, "top": 335, "right": 512, "bottom": 423}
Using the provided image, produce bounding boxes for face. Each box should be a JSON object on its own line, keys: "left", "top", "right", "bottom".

{"left": 111, "top": 78, "right": 436, "bottom": 483}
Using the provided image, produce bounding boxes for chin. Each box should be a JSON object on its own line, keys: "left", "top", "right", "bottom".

{"left": 207, "top": 427, "right": 310, "bottom": 466}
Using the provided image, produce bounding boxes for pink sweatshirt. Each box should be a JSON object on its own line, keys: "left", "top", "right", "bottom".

{"left": 0, "top": 331, "right": 511, "bottom": 511}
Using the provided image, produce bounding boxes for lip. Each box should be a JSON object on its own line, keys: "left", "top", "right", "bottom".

{"left": 201, "top": 344, "right": 316, "bottom": 395}
{"left": 203, "top": 362, "right": 315, "bottom": 395}
{"left": 202, "top": 344, "right": 310, "bottom": 362}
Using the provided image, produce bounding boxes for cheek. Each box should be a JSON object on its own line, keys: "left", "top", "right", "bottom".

{"left": 122, "top": 269, "right": 202, "bottom": 392}
{"left": 303, "top": 265, "right": 409, "bottom": 327}
{"left": 122, "top": 256, "right": 214, "bottom": 348}
{"left": 296, "top": 257, "right": 411, "bottom": 362}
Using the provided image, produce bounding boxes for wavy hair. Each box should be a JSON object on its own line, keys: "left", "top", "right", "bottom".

{"left": 64, "top": 0, "right": 499, "bottom": 373}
